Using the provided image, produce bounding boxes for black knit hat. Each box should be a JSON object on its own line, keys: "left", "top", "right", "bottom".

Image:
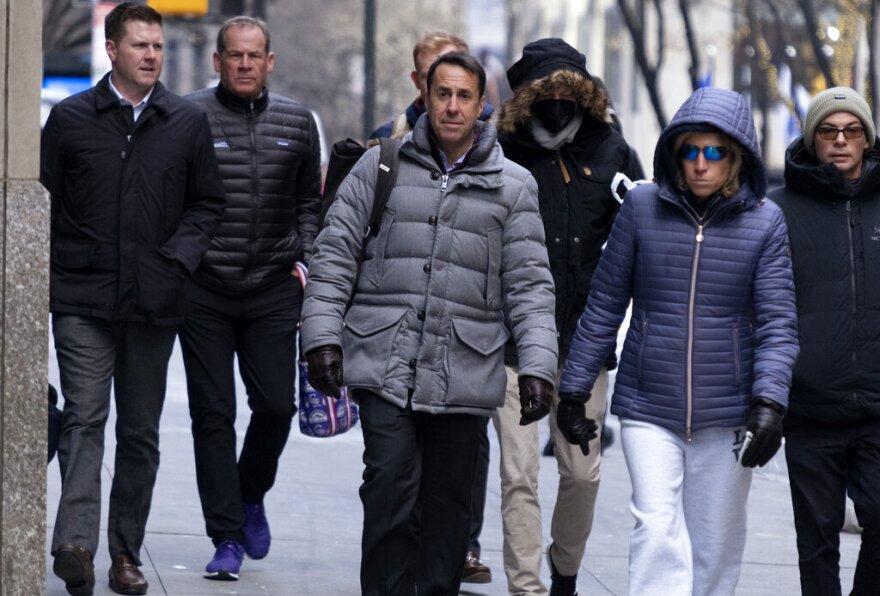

{"left": 507, "top": 38, "right": 591, "bottom": 91}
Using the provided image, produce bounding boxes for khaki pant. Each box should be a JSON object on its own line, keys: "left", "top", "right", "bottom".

{"left": 491, "top": 366, "right": 607, "bottom": 595}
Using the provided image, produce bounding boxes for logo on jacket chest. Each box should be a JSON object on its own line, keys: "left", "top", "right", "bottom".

{"left": 872, "top": 225, "right": 880, "bottom": 241}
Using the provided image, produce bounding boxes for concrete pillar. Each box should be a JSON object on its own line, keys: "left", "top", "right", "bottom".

{"left": 0, "top": 0, "right": 50, "bottom": 594}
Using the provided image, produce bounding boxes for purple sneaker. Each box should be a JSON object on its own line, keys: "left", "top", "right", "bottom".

{"left": 243, "top": 503, "right": 271, "bottom": 559}
{"left": 204, "top": 541, "right": 243, "bottom": 581}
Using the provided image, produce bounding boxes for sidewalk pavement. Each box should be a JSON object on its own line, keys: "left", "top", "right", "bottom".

{"left": 46, "top": 341, "right": 861, "bottom": 595}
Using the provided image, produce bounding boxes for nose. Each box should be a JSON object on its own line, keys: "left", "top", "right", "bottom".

{"left": 447, "top": 96, "right": 460, "bottom": 113}
{"left": 240, "top": 55, "right": 252, "bottom": 69}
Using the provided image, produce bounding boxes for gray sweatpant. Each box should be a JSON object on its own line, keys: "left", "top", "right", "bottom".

{"left": 620, "top": 418, "right": 753, "bottom": 596}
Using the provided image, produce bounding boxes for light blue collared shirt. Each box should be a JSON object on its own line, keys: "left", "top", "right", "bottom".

{"left": 108, "top": 75, "right": 154, "bottom": 122}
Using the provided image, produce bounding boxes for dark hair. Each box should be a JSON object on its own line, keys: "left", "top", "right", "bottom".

{"left": 105, "top": 2, "right": 162, "bottom": 44}
{"left": 426, "top": 52, "right": 486, "bottom": 98}
{"left": 216, "top": 16, "right": 271, "bottom": 54}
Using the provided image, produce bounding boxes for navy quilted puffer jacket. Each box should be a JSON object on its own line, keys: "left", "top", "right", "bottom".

{"left": 559, "top": 88, "right": 799, "bottom": 435}
{"left": 186, "top": 84, "right": 321, "bottom": 295}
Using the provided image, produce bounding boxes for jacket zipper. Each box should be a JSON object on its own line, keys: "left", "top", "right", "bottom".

{"left": 247, "top": 100, "right": 259, "bottom": 275}
{"left": 686, "top": 222, "right": 705, "bottom": 441}
{"left": 441, "top": 173, "right": 449, "bottom": 192}
{"left": 846, "top": 201, "right": 858, "bottom": 370}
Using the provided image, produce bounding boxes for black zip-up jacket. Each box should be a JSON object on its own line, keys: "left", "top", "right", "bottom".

{"left": 41, "top": 74, "right": 226, "bottom": 325}
{"left": 496, "top": 70, "right": 633, "bottom": 363}
{"left": 186, "top": 84, "right": 321, "bottom": 295}
{"left": 769, "top": 138, "right": 880, "bottom": 425}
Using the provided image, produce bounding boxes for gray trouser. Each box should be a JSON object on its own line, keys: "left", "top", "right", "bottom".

{"left": 621, "top": 418, "right": 752, "bottom": 596}
{"left": 51, "top": 314, "right": 176, "bottom": 565}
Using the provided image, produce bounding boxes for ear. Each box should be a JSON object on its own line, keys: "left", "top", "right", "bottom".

{"left": 410, "top": 70, "right": 419, "bottom": 91}
{"left": 106, "top": 39, "right": 117, "bottom": 63}
{"left": 478, "top": 95, "right": 485, "bottom": 115}
{"left": 266, "top": 51, "right": 275, "bottom": 73}
{"left": 213, "top": 52, "right": 221, "bottom": 74}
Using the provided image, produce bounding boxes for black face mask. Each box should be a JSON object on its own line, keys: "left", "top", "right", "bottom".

{"left": 533, "top": 99, "right": 577, "bottom": 133}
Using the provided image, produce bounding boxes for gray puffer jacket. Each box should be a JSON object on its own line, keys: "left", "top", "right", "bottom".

{"left": 301, "top": 115, "right": 558, "bottom": 415}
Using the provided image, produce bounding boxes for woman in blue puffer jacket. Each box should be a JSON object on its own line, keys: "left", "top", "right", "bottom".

{"left": 556, "top": 87, "right": 799, "bottom": 596}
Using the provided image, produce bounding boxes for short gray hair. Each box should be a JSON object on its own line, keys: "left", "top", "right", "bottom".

{"left": 216, "top": 16, "right": 270, "bottom": 54}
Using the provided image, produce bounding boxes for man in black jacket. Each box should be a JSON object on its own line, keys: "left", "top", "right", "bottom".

{"left": 492, "top": 38, "right": 641, "bottom": 596}
{"left": 41, "top": 4, "right": 226, "bottom": 595}
{"left": 769, "top": 87, "right": 880, "bottom": 596}
{"left": 181, "top": 16, "right": 322, "bottom": 581}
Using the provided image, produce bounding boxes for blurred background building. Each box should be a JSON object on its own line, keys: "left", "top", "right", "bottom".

{"left": 42, "top": 0, "right": 880, "bottom": 183}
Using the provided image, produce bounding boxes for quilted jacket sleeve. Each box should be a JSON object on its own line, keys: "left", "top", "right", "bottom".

{"left": 559, "top": 188, "right": 639, "bottom": 394}
{"left": 749, "top": 204, "right": 799, "bottom": 408}
{"left": 502, "top": 175, "right": 559, "bottom": 387}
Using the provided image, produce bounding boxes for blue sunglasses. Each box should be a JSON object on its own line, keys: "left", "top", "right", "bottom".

{"left": 679, "top": 144, "right": 729, "bottom": 161}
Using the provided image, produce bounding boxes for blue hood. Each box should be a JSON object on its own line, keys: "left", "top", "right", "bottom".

{"left": 653, "top": 87, "right": 767, "bottom": 199}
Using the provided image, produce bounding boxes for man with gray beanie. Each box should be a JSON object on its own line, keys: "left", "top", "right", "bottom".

{"left": 491, "top": 38, "right": 640, "bottom": 596}
{"left": 768, "top": 86, "right": 880, "bottom": 596}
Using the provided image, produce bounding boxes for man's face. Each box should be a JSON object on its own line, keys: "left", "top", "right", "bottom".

{"left": 813, "top": 111, "right": 870, "bottom": 180}
{"left": 214, "top": 25, "right": 274, "bottom": 99}
{"left": 106, "top": 20, "right": 164, "bottom": 101}
{"left": 426, "top": 62, "right": 485, "bottom": 161}
{"left": 411, "top": 43, "right": 460, "bottom": 103}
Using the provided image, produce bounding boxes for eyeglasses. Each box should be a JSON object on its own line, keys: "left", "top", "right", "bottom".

{"left": 815, "top": 125, "right": 865, "bottom": 141}
{"left": 679, "top": 144, "right": 729, "bottom": 161}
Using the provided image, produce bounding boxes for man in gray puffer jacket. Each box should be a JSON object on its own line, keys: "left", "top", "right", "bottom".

{"left": 301, "top": 52, "right": 558, "bottom": 596}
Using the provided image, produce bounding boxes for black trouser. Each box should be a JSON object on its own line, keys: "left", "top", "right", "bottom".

{"left": 179, "top": 277, "right": 302, "bottom": 545}
{"left": 785, "top": 418, "right": 880, "bottom": 596}
{"left": 468, "top": 417, "right": 490, "bottom": 555}
{"left": 357, "top": 391, "right": 483, "bottom": 596}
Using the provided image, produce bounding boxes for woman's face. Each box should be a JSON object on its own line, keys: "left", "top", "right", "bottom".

{"left": 679, "top": 132, "right": 732, "bottom": 199}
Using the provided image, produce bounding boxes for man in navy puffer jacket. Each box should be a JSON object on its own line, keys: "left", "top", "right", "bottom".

{"left": 558, "top": 87, "right": 799, "bottom": 596}
{"left": 182, "top": 16, "right": 321, "bottom": 581}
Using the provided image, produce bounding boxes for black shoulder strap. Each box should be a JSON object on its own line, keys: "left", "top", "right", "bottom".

{"left": 368, "top": 137, "right": 402, "bottom": 235}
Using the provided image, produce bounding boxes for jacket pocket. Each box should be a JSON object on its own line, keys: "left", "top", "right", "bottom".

{"left": 52, "top": 239, "right": 96, "bottom": 269}
{"left": 485, "top": 226, "right": 502, "bottom": 309}
{"left": 137, "top": 251, "right": 186, "bottom": 318}
{"left": 163, "top": 163, "right": 186, "bottom": 234}
{"left": 446, "top": 317, "right": 510, "bottom": 407}
{"left": 342, "top": 306, "right": 407, "bottom": 388}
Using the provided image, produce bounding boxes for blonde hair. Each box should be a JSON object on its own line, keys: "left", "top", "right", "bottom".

{"left": 672, "top": 132, "right": 743, "bottom": 199}
{"left": 412, "top": 31, "right": 468, "bottom": 70}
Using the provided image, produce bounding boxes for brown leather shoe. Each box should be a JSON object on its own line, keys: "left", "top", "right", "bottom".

{"left": 108, "top": 554, "right": 148, "bottom": 595}
{"left": 461, "top": 549, "right": 492, "bottom": 584}
{"left": 53, "top": 544, "right": 95, "bottom": 596}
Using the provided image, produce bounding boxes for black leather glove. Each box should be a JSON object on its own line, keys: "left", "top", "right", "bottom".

{"left": 518, "top": 376, "right": 553, "bottom": 426}
{"left": 557, "top": 393, "right": 598, "bottom": 456}
{"left": 740, "top": 397, "right": 785, "bottom": 468}
{"left": 306, "top": 345, "right": 344, "bottom": 398}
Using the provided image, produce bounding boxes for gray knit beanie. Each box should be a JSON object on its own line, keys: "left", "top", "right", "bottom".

{"left": 803, "top": 86, "right": 876, "bottom": 155}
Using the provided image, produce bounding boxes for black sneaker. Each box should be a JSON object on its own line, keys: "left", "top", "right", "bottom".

{"left": 548, "top": 543, "right": 578, "bottom": 596}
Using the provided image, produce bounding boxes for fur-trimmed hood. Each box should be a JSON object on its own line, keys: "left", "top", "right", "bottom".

{"left": 496, "top": 69, "right": 613, "bottom": 133}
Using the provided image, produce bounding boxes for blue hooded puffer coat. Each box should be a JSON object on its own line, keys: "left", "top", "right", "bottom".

{"left": 559, "top": 88, "right": 799, "bottom": 435}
